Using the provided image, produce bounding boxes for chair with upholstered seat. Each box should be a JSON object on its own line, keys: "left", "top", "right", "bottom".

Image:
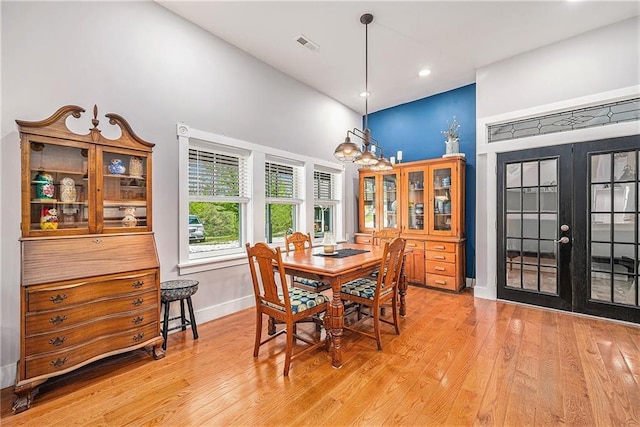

{"left": 285, "top": 232, "right": 331, "bottom": 292}
{"left": 245, "top": 242, "right": 329, "bottom": 376}
{"left": 340, "top": 237, "right": 406, "bottom": 350}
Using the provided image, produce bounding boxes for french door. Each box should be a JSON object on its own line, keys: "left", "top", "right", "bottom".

{"left": 497, "top": 135, "right": 640, "bottom": 323}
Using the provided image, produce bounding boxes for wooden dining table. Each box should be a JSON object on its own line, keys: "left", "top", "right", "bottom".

{"left": 279, "top": 242, "right": 408, "bottom": 368}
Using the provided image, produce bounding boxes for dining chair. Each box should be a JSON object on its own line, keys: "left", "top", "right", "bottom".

{"left": 285, "top": 232, "right": 331, "bottom": 292}
{"left": 371, "top": 229, "right": 400, "bottom": 247}
{"left": 340, "top": 237, "right": 406, "bottom": 350}
{"left": 245, "top": 242, "right": 329, "bottom": 376}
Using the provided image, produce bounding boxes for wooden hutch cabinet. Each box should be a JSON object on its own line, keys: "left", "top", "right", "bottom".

{"left": 356, "top": 157, "right": 466, "bottom": 292}
{"left": 13, "top": 105, "right": 164, "bottom": 413}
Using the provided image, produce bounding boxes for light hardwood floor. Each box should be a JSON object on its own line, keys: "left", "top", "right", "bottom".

{"left": 2, "top": 286, "right": 639, "bottom": 426}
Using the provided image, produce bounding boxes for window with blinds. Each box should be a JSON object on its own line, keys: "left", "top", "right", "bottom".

{"left": 265, "top": 161, "right": 301, "bottom": 203}
{"left": 189, "top": 148, "right": 249, "bottom": 200}
{"left": 314, "top": 170, "right": 338, "bottom": 201}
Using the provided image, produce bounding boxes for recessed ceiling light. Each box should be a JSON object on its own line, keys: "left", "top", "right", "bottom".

{"left": 360, "top": 91, "right": 370, "bottom": 97}
{"left": 418, "top": 69, "right": 431, "bottom": 77}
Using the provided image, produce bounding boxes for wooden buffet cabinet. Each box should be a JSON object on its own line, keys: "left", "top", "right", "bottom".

{"left": 13, "top": 105, "right": 164, "bottom": 413}
{"left": 356, "top": 157, "right": 466, "bottom": 292}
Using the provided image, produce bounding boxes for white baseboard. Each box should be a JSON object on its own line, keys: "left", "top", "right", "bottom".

{"left": 0, "top": 295, "right": 256, "bottom": 391}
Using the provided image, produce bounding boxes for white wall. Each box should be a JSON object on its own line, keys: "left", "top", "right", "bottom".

{"left": 0, "top": 1, "right": 360, "bottom": 389}
{"left": 475, "top": 17, "right": 640, "bottom": 300}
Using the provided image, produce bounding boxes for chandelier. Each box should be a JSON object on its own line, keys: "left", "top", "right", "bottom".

{"left": 333, "top": 13, "right": 393, "bottom": 172}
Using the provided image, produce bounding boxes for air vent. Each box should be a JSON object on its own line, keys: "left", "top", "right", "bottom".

{"left": 295, "top": 34, "right": 319, "bottom": 52}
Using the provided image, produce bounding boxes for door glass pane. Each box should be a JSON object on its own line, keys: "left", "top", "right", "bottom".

{"left": 591, "top": 153, "right": 611, "bottom": 183}
{"left": 382, "top": 174, "right": 397, "bottom": 228}
{"left": 506, "top": 214, "right": 521, "bottom": 238}
{"left": 540, "top": 159, "right": 557, "bottom": 185}
{"left": 506, "top": 262, "right": 522, "bottom": 289}
{"left": 506, "top": 163, "right": 521, "bottom": 188}
{"left": 522, "top": 266, "right": 538, "bottom": 291}
{"left": 540, "top": 214, "right": 557, "bottom": 240}
{"left": 614, "top": 151, "right": 636, "bottom": 182}
{"left": 522, "top": 161, "right": 538, "bottom": 187}
{"left": 591, "top": 271, "right": 612, "bottom": 302}
{"left": 507, "top": 238, "right": 521, "bottom": 262}
{"left": 614, "top": 215, "right": 635, "bottom": 243}
{"left": 591, "top": 184, "right": 611, "bottom": 213}
{"left": 614, "top": 275, "right": 636, "bottom": 305}
{"left": 363, "top": 176, "right": 376, "bottom": 229}
{"left": 522, "top": 214, "right": 538, "bottom": 239}
{"left": 506, "top": 189, "right": 521, "bottom": 212}
{"left": 540, "top": 187, "right": 558, "bottom": 212}
{"left": 522, "top": 188, "right": 538, "bottom": 212}
{"left": 540, "top": 266, "right": 557, "bottom": 295}
{"left": 407, "top": 170, "right": 424, "bottom": 231}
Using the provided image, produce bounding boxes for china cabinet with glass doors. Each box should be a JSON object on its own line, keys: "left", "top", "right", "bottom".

{"left": 356, "top": 157, "right": 466, "bottom": 291}
{"left": 13, "top": 105, "right": 164, "bottom": 413}
{"left": 358, "top": 169, "right": 400, "bottom": 233}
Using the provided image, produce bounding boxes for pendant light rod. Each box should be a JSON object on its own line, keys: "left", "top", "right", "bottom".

{"left": 362, "top": 13, "right": 372, "bottom": 132}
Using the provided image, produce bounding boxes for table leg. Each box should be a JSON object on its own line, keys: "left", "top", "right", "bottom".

{"left": 328, "top": 280, "right": 344, "bottom": 368}
{"left": 399, "top": 260, "right": 408, "bottom": 317}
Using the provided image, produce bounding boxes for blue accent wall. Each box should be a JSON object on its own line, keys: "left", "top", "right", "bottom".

{"left": 367, "top": 83, "right": 476, "bottom": 277}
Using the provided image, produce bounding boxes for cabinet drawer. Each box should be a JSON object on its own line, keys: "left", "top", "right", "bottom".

{"left": 27, "top": 272, "right": 157, "bottom": 312}
{"left": 425, "top": 273, "right": 458, "bottom": 291}
{"left": 26, "top": 289, "right": 158, "bottom": 335}
{"left": 25, "top": 323, "right": 159, "bottom": 379}
{"left": 426, "top": 241, "right": 455, "bottom": 252}
{"left": 426, "top": 262, "right": 456, "bottom": 277}
{"left": 354, "top": 235, "right": 372, "bottom": 244}
{"left": 404, "top": 240, "right": 425, "bottom": 250}
{"left": 426, "top": 251, "right": 456, "bottom": 263}
{"left": 25, "top": 307, "right": 158, "bottom": 356}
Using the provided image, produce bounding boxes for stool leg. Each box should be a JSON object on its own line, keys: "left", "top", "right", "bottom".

{"left": 162, "top": 300, "right": 170, "bottom": 350}
{"left": 180, "top": 299, "right": 187, "bottom": 331}
{"left": 186, "top": 296, "right": 199, "bottom": 340}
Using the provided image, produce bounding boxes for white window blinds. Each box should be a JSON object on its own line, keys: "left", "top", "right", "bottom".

{"left": 314, "top": 170, "right": 339, "bottom": 202}
{"left": 265, "top": 161, "right": 302, "bottom": 203}
{"left": 189, "top": 148, "right": 249, "bottom": 201}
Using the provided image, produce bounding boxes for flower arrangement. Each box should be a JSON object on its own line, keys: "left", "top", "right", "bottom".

{"left": 441, "top": 116, "right": 461, "bottom": 141}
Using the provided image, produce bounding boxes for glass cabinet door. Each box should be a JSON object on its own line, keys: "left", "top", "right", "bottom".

{"left": 100, "top": 149, "right": 149, "bottom": 231}
{"left": 361, "top": 174, "right": 377, "bottom": 230}
{"left": 403, "top": 167, "right": 425, "bottom": 233}
{"left": 26, "top": 141, "right": 90, "bottom": 235}
{"left": 382, "top": 172, "right": 399, "bottom": 229}
{"left": 430, "top": 165, "right": 455, "bottom": 235}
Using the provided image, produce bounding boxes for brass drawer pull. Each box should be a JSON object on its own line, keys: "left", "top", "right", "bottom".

{"left": 132, "top": 316, "right": 144, "bottom": 324}
{"left": 50, "top": 357, "right": 67, "bottom": 368}
{"left": 434, "top": 255, "right": 445, "bottom": 260}
{"left": 434, "top": 266, "right": 446, "bottom": 271}
{"left": 49, "top": 336, "right": 66, "bottom": 347}
{"left": 133, "top": 333, "right": 145, "bottom": 342}
{"left": 50, "top": 294, "right": 67, "bottom": 304}
{"left": 435, "top": 280, "right": 446, "bottom": 285}
{"left": 49, "top": 315, "right": 67, "bottom": 325}
{"left": 132, "top": 280, "right": 144, "bottom": 289}
{"left": 92, "top": 239, "right": 102, "bottom": 244}
{"left": 132, "top": 298, "right": 144, "bottom": 307}
{"left": 434, "top": 245, "right": 446, "bottom": 250}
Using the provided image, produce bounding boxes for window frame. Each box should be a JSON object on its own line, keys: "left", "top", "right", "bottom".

{"left": 177, "top": 123, "right": 345, "bottom": 275}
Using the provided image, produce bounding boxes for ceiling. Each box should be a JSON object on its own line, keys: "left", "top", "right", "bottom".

{"left": 158, "top": 1, "right": 639, "bottom": 115}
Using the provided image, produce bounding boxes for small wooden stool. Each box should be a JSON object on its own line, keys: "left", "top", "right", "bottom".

{"left": 160, "top": 280, "right": 199, "bottom": 350}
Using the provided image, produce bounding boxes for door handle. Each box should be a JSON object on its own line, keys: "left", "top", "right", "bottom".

{"left": 554, "top": 236, "right": 570, "bottom": 244}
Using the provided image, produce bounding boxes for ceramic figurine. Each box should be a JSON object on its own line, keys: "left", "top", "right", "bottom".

{"left": 121, "top": 207, "right": 137, "bottom": 227}
{"left": 60, "top": 177, "right": 77, "bottom": 202}
{"left": 34, "top": 171, "right": 55, "bottom": 200}
{"left": 129, "top": 156, "right": 143, "bottom": 178}
{"left": 40, "top": 207, "right": 59, "bottom": 230}
{"left": 108, "top": 159, "right": 126, "bottom": 175}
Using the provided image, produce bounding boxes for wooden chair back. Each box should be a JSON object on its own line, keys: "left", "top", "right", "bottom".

{"left": 376, "top": 237, "right": 406, "bottom": 298}
{"left": 285, "top": 232, "right": 312, "bottom": 252}
{"left": 372, "top": 229, "right": 400, "bottom": 247}
{"left": 245, "top": 242, "right": 291, "bottom": 312}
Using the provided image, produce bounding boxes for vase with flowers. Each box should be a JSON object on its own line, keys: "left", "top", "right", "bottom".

{"left": 441, "top": 116, "right": 464, "bottom": 158}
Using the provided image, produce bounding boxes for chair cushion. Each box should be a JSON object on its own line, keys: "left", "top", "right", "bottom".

{"left": 262, "top": 288, "right": 329, "bottom": 315}
{"left": 341, "top": 278, "right": 392, "bottom": 300}
{"left": 294, "top": 277, "right": 323, "bottom": 289}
